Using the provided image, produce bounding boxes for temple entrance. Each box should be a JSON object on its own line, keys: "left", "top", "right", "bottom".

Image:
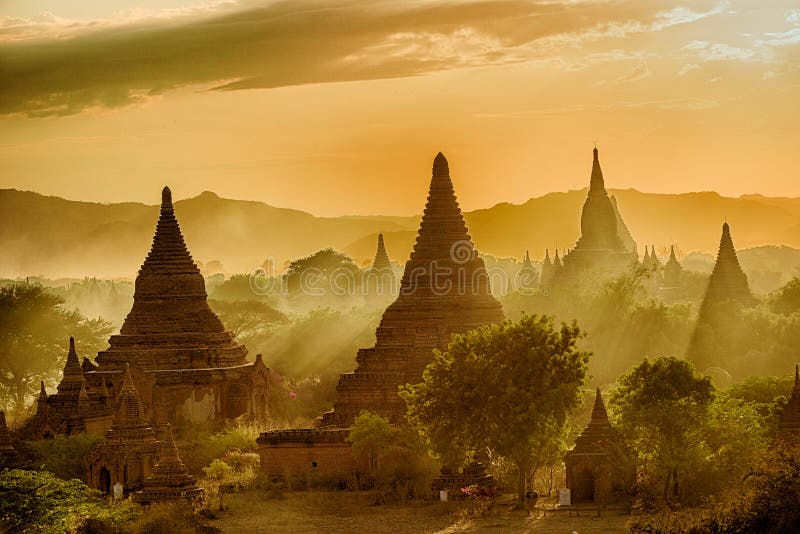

{"left": 99, "top": 467, "right": 111, "bottom": 494}
{"left": 574, "top": 468, "right": 596, "bottom": 503}
{"left": 223, "top": 384, "right": 249, "bottom": 419}
{"left": 257, "top": 394, "right": 267, "bottom": 422}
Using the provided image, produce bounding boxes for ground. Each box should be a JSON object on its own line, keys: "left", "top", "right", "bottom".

{"left": 206, "top": 491, "right": 631, "bottom": 534}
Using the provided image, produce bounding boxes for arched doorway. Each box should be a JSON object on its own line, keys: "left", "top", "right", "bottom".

{"left": 99, "top": 467, "right": 111, "bottom": 494}
{"left": 574, "top": 468, "right": 596, "bottom": 503}
{"left": 223, "top": 383, "right": 249, "bottom": 419}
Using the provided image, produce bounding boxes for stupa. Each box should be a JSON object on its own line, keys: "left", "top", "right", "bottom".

{"left": 21, "top": 187, "right": 270, "bottom": 440}
{"left": 564, "top": 388, "right": 626, "bottom": 503}
{"left": 133, "top": 424, "right": 204, "bottom": 503}
{"left": 258, "top": 153, "right": 504, "bottom": 475}
{"left": 562, "top": 148, "right": 637, "bottom": 278}
{"left": 364, "top": 233, "right": 398, "bottom": 302}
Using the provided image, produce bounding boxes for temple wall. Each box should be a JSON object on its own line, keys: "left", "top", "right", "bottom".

{"left": 259, "top": 441, "right": 358, "bottom": 477}
{"left": 85, "top": 415, "right": 113, "bottom": 436}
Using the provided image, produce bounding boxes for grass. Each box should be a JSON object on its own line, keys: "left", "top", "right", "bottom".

{"left": 205, "top": 491, "right": 631, "bottom": 533}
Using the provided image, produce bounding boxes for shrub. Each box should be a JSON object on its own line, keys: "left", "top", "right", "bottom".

{"left": 25, "top": 434, "right": 104, "bottom": 481}
{"left": 0, "top": 468, "right": 136, "bottom": 534}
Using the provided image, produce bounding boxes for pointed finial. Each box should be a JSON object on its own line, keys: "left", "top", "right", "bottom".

{"left": 591, "top": 387, "right": 609, "bottom": 423}
{"left": 432, "top": 152, "right": 449, "bottom": 177}
{"left": 795, "top": 364, "right": 799, "bottom": 388}
{"left": 593, "top": 145, "right": 599, "bottom": 160}
{"left": 122, "top": 363, "right": 135, "bottom": 392}
{"left": 161, "top": 186, "right": 173, "bottom": 210}
{"left": 39, "top": 380, "right": 47, "bottom": 399}
{"left": 255, "top": 353, "right": 264, "bottom": 365}
{"left": 78, "top": 380, "right": 89, "bottom": 403}
{"left": 69, "top": 336, "right": 76, "bottom": 356}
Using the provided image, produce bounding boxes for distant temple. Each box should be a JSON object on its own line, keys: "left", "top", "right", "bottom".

{"left": 777, "top": 365, "right": 800, "bottom": 437}
{"left": 698, "top": 223, "right": 753, "bottom": 309}
{"left": 564, "top": 388, "right": 627, "bottom": 504}
{"left": 258, "top": 153, "right": 504, "bottom": 475}
{"left": 662, "top": 245, "right": 683, "bottom": 288}
{"left": 688, "top": 222, "right": 754, "bottom": 370}
{"left": 561, "top": 148, "right": 637, "bottom": 279}
{"left": 22, "top": 187, "right": 270, "bottom": 437}
{"left": 364, "top": 233, "right": 398, "bottom": 302}
{"left": 515, "top": 250, "right": 539, "bottom": 293}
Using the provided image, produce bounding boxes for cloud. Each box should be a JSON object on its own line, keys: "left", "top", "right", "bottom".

{"left": 616, "top": 61, "right": 652, "bottom": 84}
{"left": 677, "top": 63, "right": 701, "bottom": 76}
{"left": 474, "top": 97, "right": 720, "bottom": 118}
{"left": 0, "top": 0, "right": 749, "bottom": 118}
{"left": 683, "top": 40, "right": 762, "bottom": 62}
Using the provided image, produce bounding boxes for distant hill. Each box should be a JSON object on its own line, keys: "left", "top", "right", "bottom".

{"left": 1, "top": 188, "right": 799, "bottom": 278}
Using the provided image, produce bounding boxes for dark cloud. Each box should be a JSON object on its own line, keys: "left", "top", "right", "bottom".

{"left": 0, "top": 0, "right": 683, "bottom": 117}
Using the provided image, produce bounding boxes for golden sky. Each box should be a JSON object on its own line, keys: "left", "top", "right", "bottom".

{"left": 1, "top": 0, "right": 798, "bottom": 216}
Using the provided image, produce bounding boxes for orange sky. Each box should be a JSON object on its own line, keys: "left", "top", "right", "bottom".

{"left": 1, "top": 0, "right": 798, "bottom": 216}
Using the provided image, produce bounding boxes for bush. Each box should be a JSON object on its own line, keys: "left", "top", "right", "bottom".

{"left": 25, "top": 434, "right": 104, "bottom": 481}
{"left": 629, "top": 440, "right": 800, "bottom": 534}
{"left": 0, "top": 468, "right": 136, "bottom": 534}
{"left": 182, "top": 423, "right": 260, "bottom": 473}
{"left": 124, "top": 502, "right": 199, "bottom": 534}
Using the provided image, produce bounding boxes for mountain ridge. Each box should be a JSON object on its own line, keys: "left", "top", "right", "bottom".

{"left": 1, "top": 188, "right": 798, "bottom": 278}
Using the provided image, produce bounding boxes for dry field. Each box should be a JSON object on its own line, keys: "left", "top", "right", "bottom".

{"left": 206, "top": 491, "right": 631, "bottom": 533}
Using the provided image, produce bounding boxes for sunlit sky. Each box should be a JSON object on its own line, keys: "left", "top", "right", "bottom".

{"left": 1, "top": 0, "right": 798, "bottom": 216}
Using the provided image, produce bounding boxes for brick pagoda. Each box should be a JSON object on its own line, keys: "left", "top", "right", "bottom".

{"left": 258, "top": 152, "right": 504, "bottom": 476}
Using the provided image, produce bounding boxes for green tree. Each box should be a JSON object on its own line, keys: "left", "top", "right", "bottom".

{"left": 772, "top": 276, "right": 800, "bottom": 315}
{"left": 610, "top": 356, "right": 714, "bottom": 504}
{"left": 347, "top": 411, "right": 396, "bottom": 475}
{"left": 401, "top": 314, "right": 589, "bottom": 508}
{"left": 0, "top": 283, "right": 112, "bottom": 419}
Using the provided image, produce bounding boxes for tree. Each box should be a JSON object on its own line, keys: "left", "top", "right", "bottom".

{"left": 347, "top": 411, "right": 396, "bottom": 476}
{"left": 0, "top": 283, "right": 112, "bottom": 419}
{"left": 610, "top": 356, "right": 714, "bottom": 504}
{"left": 401, "top": 314, "right": 589, "bottom": 508}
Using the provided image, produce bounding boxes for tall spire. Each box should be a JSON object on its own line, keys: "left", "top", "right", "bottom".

{"left": 589, "top": 147, "right": 607, "bottom": 197}
{"left": 643, "top": 246, "right": 651, "bottom": 265}
{"left": 651, "top": 246, "right": 661, "bottom": 268}
{"left": 590, "top": 387, "right": 610, "bottom": 423}
{"left": 371, "top": 233, "right": 391, "bottom": 270}
{"left": 543, "top": 249, "right": 551, "bottom": 266}
{"left": 57, "top": 337, "right": 84, "bottom": 394}
{"left": 702, "top": 222, "right": 752, "bottom": 306}
{"left": 523, "top": 250, "right": 532, "bottom": 269}
{"left": 113, "top": 364, "right": 147, "bottom": 428}
{"left": 668, "top": 245, "right": 677, "bottom": 262}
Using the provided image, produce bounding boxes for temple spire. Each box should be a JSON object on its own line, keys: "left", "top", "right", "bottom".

{"left": 113, "top": 364, "right": 147, "bottom": 428}
{"left": 372, "top": 233, "right": 391, "bottom": 270}
{"left": 669, "top": 245, "right": 677, "bottom": 262}
{"left": 590, "top": 387, "right": 609, "bottom": 423}
{"left": 702, "top": 222, "right": 752, "bottom": 305}
{"left": 523, "top": 250, "right": 532, "bottom": 269}
{"left": 589, "top": 147, "right": 607, "bottom": 197}
{"left": 57, "top": 337, "right": 84, "bottom": 394}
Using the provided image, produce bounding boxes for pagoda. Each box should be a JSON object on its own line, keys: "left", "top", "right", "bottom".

{"left": 87, "top": 365, "right": 159, "bottom": 494}
{"left": 564, "top": 388, "right": 626, "bottom": 503}
{"left": 515, "top": 250, "right": 538, "bottom": 293}
{"left": 364, "top": 233, "right": 398, "bottom": 302}
{"left": 777, "top": 365, "right": 800, "bottom": 437}
{"left": 258, "top": 153, "right": 504, "bottom": 476}
{"left": 561, "top": 148, "right": 637, "bottom": 278}
{"left": 540, "top": 249, "right": 555, "bottom": 287}
{"left": 699, "top": 223, "right": 753, "bottom": 309}
{"left": 663, "top": 245, "right": 683, "bottom": 287}
{"left": 133, "top": 424, "right": 203, "bottom": 503}
{"left": 21, "top": 187, "right": 270, "bottom": 439}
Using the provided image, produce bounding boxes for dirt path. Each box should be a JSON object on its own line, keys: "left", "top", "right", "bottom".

{"left": 206, "top": 492, "right": 630, "bottom": 533}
